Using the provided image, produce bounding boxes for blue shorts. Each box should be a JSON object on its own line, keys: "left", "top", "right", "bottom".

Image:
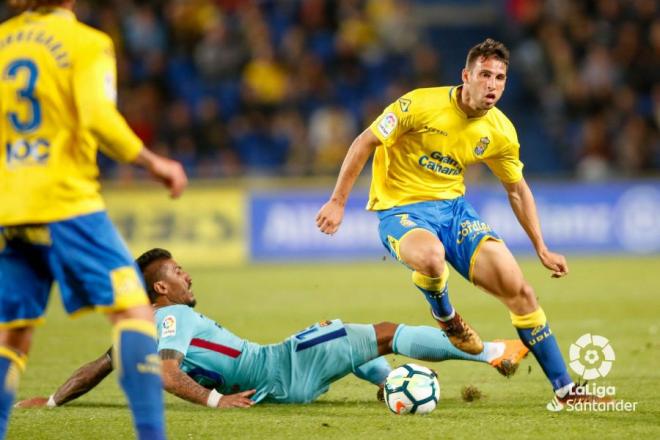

{"left": 0, "top": 211, "right": 148, "bottom": 328}
{"left": 377, "top": 197, "right": 502, "bottom": 281}
{"left": 263, "top": 319, "right": 379, "bottom": 404}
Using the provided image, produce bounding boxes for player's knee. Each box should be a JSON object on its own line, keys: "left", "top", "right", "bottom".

{"left": 0, "top": 327, "right": 35, "bottom": 355}
{"left": 374, "top": 322, "right": 398, "bottom": 335}
{"left": 506, "top": 282, "right": 534, "bottom": 300}
{"left": 507, "top": 283, "right": 538, "bottom": 313}
{"left": 373, "top": 322, "right": 398, "bottom": 353}
{"left": 522, "top": 283, "right": 535, "bottom": 298}
{"left": 414, "top": 248, "right": 446, "bottom": 277}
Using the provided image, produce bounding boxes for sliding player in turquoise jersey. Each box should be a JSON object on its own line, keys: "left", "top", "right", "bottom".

{"left": 0, "top": 2, "right": 187, "bottom": 438}
{"left": 16, "top": 249, "right": 528, "bottom": 409}
{"left": 317, "top": 39, "right": 606, "bottom": 409}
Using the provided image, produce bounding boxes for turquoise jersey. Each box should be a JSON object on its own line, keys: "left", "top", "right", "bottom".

{"left": 155, "top": 305, "right": 273, "bottom": 402}
{"left": 154, "top": 305, "right": 379, "bottom": 403}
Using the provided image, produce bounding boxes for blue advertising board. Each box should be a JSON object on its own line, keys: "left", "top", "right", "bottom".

{"left": 466, "top": 182, "right": 660, "bottom": 255}
{"left": 250, "top": 192, "right": 382, "bottom": 261}
{"left": 249, "top": 182, "right": 660, "bottom": 261}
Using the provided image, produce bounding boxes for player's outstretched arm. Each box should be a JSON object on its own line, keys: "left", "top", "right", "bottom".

{"left": 316, "top": 128, "right": 381, "bottom": 235}
{"left": 160, "top": 349, "right": 255, "bottom": 408}
{"left": 502, "top": 178, "right": 568, "bottom": 277}
{"left": 14, "top": 348, "right": 114, "bottom": 408}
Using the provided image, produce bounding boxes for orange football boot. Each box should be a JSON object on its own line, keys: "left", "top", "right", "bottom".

{"left": 489, "top": 339, "right": 530, "bottom": 377}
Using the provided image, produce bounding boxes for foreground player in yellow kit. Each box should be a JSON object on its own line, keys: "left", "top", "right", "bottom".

{"left": 0, "top": 1, "right": 187, "bottom": 438}
{"left": 317, "top": 39, "right": 601, "bottom": 408}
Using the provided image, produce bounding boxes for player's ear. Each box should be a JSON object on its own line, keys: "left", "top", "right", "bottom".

{"left": 153, "top": 280, "right": 167, "bottom": 295}
{"left": 461, "top": 68, "right": 470, "bottom": 83}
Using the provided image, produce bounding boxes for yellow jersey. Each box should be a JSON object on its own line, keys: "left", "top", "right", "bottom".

{"left": 367, "top": 86, "right": 523, "bottom": 210}
{"left": 0, "top": 8, "right": 144, "bottom": 225}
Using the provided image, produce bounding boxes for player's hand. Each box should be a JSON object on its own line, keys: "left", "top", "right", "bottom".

{"left": 217, "top": 389, "right": 256, "bottom": 409}
{"left": 14, "top": 397, "right": 50, "bottom": 409}
{"left": 135, "top": 148, "right": 188, "bottom": 198}
{"left": 316, "top": 200, "right": 345, "bottom": 235}
{"left": 147, "top": 155, "right": 188, "bottom": 199}
{"left": 538, "top": 248, "right": 569, "bottom": 278}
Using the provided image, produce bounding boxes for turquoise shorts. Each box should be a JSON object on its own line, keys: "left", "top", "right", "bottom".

{"left": 262, "top": 319, "right": 379, "bottom": 404}
{"left": 377, "top": 197, "right": 502, "bottom": 281}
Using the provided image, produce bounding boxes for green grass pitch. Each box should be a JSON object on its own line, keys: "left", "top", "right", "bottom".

{"left": 9, "top": 256, "right": 660, "bottom": 439}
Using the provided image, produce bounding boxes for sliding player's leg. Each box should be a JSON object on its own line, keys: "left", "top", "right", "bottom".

{"left": 370, "top": 322, "right": 528, "bottom": 376}
{"left": 346, "top": 321, "right": 528, "bottom": 397}
{"left": 284, "top": 318, "right": 528, "bottom": 405}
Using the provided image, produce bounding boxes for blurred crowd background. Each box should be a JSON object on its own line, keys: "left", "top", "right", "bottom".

{"left": 2, "top": 0, "right": 658, "bottom": 181}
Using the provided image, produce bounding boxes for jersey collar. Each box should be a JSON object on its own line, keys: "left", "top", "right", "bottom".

{"left": 449, "top": 86, "right": 467, "bottom": 119}
{"left": 30, "top": 7, "right": 77, "bottom": 21}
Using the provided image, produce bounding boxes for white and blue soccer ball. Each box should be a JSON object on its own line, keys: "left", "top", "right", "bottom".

{"left": 384, "top": 363, "right": 440, "bottom": 415}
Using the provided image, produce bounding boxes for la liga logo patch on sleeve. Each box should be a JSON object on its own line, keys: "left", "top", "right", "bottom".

{"left": 377, "top": 112, "right": 398, "bottom": 138}
{"left": 161, "top": 315, "right": 177, "bottom": 338}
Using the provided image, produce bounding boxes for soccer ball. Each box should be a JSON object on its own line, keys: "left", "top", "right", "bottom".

{"left": 383, "top": 363, "right": 440, "bottom": 415}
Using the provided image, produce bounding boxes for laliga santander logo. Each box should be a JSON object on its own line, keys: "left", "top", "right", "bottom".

{"left": 568, "top": 334, "right": 615, "bottom": 380}
{"left": 549, "top": 333, "right": 637, "bottom": 412}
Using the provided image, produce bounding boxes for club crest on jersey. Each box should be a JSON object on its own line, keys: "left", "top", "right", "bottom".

{"left": 161, "top": 315, "right": 177, "bottom": 338}
{"left": 377, "top": 112, "right": 398, "bottom": 138}
{"left": 474, "top": 137, "right": 490, "bottom": 156}
{"left": 398, "top": 98, "right": 411, "bottom": 112}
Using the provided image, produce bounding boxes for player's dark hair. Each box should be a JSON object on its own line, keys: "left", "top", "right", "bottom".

{"left": 465, "top": 38, "right": 509, "bottom": 68}
{"left": 136, "top": 248, "right": 172, "bottom": 304}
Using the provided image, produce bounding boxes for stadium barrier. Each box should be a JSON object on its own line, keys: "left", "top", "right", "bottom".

{"left": 468, "top": 182, "right": 660, "bottom": 255}
{"left": 103, "top": 180, "right": 659, "bottom": 265}
{"left": 250, "top": 181, "right": 660, "bottom": 261}
{"left": 104, "top": 186, "right": 247, "bottom": 266}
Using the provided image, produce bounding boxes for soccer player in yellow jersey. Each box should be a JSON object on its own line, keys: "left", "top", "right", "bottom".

{"left": 0, "top": 1, "right": 187, "bottom": 438}
{"left": 317, "top": 39, "right": 593, "bottom": 408}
